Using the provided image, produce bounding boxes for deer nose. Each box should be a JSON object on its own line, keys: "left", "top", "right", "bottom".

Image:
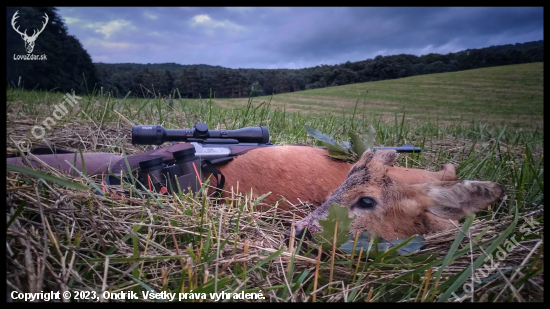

{"left": 286, "top": 220, "right": 310, "bottom": 239}
{"left": 286, "top": 226, "right": 306, "bottom": 238}
{"left": 285, "top": 224, "right": 311, "bottom": 249}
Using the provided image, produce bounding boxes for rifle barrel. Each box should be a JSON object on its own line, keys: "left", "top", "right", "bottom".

{"left": 372, "top": 145, "right": 421, "bottom": 153}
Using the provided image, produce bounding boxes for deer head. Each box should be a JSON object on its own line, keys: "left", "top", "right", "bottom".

{"left": 294, "top": 149, "right": 505, "bottom": 241}
{"left": 12, "top": 10, "right": 49, "bottom": 54}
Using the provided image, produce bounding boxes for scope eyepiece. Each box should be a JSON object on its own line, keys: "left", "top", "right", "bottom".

{"left": 132, "top": 122, "right": 270, "bottom": 145}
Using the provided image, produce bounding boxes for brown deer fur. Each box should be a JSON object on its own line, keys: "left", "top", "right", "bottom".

{"left": 293, "top": 149, "right": 505, "bottom": 240}
{"left": 215, "top": 145, "right": 458, "bottom": 211}
{"left": 7, "top": 144, "right": 502, "bottom": 238}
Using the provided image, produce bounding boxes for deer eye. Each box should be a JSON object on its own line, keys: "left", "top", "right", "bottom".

{"left": 357, "top": 197, "right": 376, "bottom": 209}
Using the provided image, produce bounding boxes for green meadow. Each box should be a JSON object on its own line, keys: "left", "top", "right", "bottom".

{"left": 6, "top": 62, "right": 543, "bottom": 302}
{"left": 216, "top": 62, "right": 543, "bottom": 130}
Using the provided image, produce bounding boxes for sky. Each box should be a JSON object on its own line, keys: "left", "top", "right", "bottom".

{"left": 56, "top": 7, "right": 544, "bottom": 69}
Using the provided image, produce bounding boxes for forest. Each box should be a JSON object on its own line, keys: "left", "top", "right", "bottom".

{"left": 94, "top": 40, "right": 544, "bottom": 99}
{"left": 6, "top": 7, "right": 544, "bottom": 98}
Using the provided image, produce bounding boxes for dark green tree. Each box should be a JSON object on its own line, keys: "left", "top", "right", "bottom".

{"left": 7, "top": 7, "right": 98, "bottom": 93}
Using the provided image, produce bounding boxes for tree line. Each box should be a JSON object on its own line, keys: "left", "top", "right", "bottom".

{"left": 96, "top": 40, "right": 544, "bottom": 99}
{"left": 6, "top": 8, "right": 543, "bottom": 98}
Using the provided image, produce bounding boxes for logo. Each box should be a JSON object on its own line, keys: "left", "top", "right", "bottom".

{"left": 11, "top": 10, "right": 49, "bottom": 54}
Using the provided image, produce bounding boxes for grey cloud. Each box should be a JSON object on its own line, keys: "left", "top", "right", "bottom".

{"left": 57, "top": 7, "right": 543, "bottom": 69}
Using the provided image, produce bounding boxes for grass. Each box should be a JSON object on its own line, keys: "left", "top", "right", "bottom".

{"left": 5, "top": 63, "right": 544, "bottom": 302}
{"left": 214, "top": 62, "right": 543, "bottom": 131}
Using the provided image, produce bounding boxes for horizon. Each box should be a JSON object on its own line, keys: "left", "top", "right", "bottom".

{"left": 91, "top": 39, "right": 543, "bottom": 69}
{"left": 56, "top": 7, "right": 544, "bottom": 69}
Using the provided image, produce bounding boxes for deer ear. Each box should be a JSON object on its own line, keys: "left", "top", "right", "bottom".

{"left": 373, "top": 149, "right": 398, "bottom": 166}
{"left": 347, "top": 149, "right": 374, "bottom": 176}
{"left": 357, "top": 149, "right": 375, "bottom": 166}
{"left": 423, "top": 181, "right": 505, "bottom": 220}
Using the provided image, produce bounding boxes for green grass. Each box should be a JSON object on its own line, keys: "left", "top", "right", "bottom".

{"left": 214, "top": 62, "right": 543, "bottom": 131}
{"left": 6, "top": 63, "right": 544, "bottom": 302}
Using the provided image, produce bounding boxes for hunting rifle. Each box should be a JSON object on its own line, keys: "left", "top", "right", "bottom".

{"left": 131, "top": 122, "right": 421, "bottom": 164}
{"left": 7, "top": 123, "right": 421, "bottom": 196}
{"left": 121, "top": 122, "right": 421, "bottom": 196}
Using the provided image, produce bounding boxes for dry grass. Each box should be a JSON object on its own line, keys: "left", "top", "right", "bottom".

{"left": 6, "top": 118, "right": 544, "bottom": 302}
{"left": 6, "top": 64, "right": 544, "bottom": 301}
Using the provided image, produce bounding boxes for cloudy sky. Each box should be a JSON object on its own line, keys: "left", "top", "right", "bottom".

{"left": 57, "top": 7, "right": 544, "bottom": 69}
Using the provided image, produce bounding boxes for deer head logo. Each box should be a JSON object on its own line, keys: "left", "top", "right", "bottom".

{"left": 11, "top": 10, "right": 49, "bottom": 54}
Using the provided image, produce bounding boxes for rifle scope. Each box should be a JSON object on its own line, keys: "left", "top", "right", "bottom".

{"left": 132, "top": 122, "right": 269, "bottom": 145}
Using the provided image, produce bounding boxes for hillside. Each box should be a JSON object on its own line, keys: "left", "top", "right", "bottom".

{"left": 215, "top": 62, "right": 544, "bottom": 131}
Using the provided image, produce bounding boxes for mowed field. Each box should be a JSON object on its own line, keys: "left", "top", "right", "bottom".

{"left": 215, "top": 62, "right": 543, "bottom": 130}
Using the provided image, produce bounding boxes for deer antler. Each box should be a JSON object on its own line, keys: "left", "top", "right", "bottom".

{"left": 30, "top": 12, "right": 49, "bottom": 39}
{"left": 11, "top": 11, "right": 49, "bottom": 39}
{"left": 11, "top": 10, "right": 27, "bottom": 37}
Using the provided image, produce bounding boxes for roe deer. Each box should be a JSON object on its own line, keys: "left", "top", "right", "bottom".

{"left": 292, "top": 149, "right": 505, "bottom": 240}
{"left": 215, "top": 145, "right": 459, "bottom": 211}
{"left": 9, "top": 145, "right": 495, "bottom": 239}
